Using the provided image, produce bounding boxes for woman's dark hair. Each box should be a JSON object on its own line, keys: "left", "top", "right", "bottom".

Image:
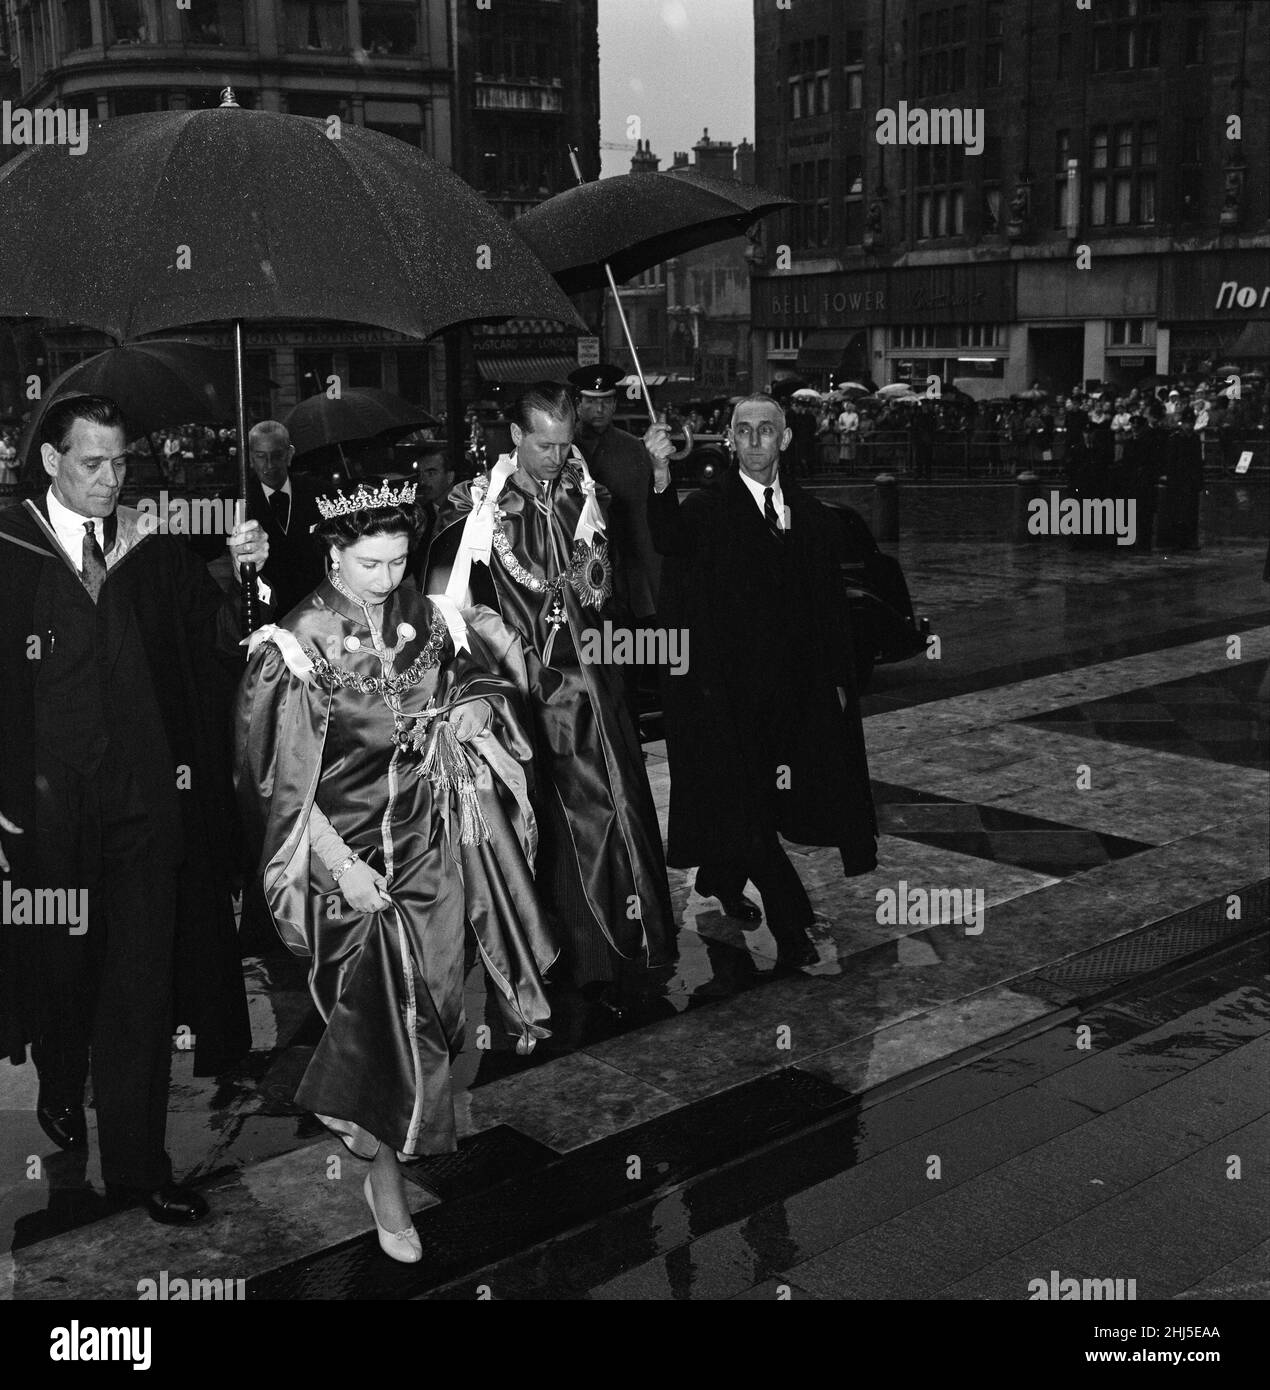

{"left": 508, "top": 381, "right": 575, "bottom": 434}
{"left": 315, "top": 501, "right": 419, "bottom": 550}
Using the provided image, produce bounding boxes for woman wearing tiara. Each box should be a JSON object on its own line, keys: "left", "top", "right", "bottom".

{"left": 235, "top": 481, "right": 556, "bottom": 1263}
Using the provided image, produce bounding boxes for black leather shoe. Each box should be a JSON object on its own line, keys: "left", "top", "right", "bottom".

{"left": 105, "top": 1182, "right": 209, "bottom": 1226}
{"left": 774, "top": 929, "right": 820, "bottom": 969}
{"left": 695, "top": 878, "right": 763, "bottom": 925}
{"left": 37, "top": 1101, "right": 87, "bottom": 1152}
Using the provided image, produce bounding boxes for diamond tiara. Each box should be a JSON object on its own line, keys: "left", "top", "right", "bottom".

{"left": 316, "top": 480, "right": 418, "bottom": 520}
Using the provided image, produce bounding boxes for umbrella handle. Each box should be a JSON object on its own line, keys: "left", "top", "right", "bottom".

{"left": 667, "top": 420, "right": 694, "bottom": 462}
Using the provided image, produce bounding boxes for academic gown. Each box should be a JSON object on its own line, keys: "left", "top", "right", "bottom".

{"left": 427, "top": 458, "right": 675, "bottom": 983}
{"left": 650, "top": 468, "right": 878, "bottom": 874}
{"left": 0, "top": 498, "right": 250, "bottom": 1075}
{"left": 235, "top": 581, "right": 556, "bottom": 1158}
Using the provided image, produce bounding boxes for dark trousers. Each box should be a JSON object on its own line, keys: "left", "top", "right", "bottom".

{"left": 28, "top": 764, "right": 177, "bottom": 1190}
{"left": 697, "top": 832, "right": 814, "bottom": 944}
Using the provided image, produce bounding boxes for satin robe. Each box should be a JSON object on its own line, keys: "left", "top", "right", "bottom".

{"left": 235, "top": 581, "right": 556, "bottom": 1159}
{"left": 428, "top": 459, "right": 675, "bottom": 985}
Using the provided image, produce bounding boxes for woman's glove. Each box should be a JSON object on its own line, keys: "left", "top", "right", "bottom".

{"left": 338, "top": 860, "right": 393, "bottom": 914}
{"left": 448, "top": 698, "right": 491, "bottom": 744}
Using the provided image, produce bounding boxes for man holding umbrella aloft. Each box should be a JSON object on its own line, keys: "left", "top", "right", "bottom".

{"left": 569, "top": 363, "right": 665, "bottom": 727}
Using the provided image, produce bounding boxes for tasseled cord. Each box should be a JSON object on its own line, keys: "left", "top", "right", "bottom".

{"left": 418, "top": 719, "right": 493, "bottom": 846}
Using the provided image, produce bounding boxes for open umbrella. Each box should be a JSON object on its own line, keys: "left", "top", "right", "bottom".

{"left": 0, "top": 93, "right": 584, "bottom": 624}
{"left": 17, "top": 339, "right": 276, "bottom": 478}
{"left": 515, "top": 156, "right": 791, "bottom": 459}
{"left": 877, "top": 383, "right": 918, "bottom": 399}
{"left": 513, "top": 167, "right": 792, "bottom": 295}
{"left": 837, "top": 382, "right": 870, "bottom": 395}
{"left": 791, "top": 387, "right": 823, "bottom": 403}
{"left": 283, "top": 388, "right": 437, "bottom": 458}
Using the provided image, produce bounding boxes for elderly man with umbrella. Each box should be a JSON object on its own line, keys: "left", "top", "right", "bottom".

{"left": 0, "top": 392, "right": 264, "bottom": 1224}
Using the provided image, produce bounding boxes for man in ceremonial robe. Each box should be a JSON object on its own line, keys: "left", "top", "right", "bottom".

{"left": 427, "top": 383, "right": 675, "bottom": 1007}
{"left": 0, "top": 394, "right": 260, "bottom": 1225}
{"left": 648, "top": 394, "right": 878, "bottom": 967}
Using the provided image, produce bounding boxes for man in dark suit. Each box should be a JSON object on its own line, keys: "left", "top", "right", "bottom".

{"left": 406, "top": 447, "right": 455, "bottom": 589}
{"left": 648, "top": 395, "right": 878, "bottom": 967}
{"left": 0, "top": 394, "right": 262, "bottom": 1224}
{"left": 569, "top": 364, "right": 662, "bottom": 624}
{"left": 245, "top": 420, "right": 325, "bottom": 616}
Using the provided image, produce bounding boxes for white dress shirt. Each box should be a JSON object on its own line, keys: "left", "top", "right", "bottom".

{"left": 46, "top": 487, "right": 108, "bottom": 574}
{"left": 737, "top": 469, "right": 789, "bottom": 531}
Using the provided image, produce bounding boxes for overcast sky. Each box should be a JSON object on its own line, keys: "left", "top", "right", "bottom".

{"left": 598, "top": 0, "right": 755, "bottom": 178}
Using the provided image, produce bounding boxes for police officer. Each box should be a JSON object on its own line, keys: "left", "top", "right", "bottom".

{"left": 569, "top": 364, "right": 671, "bottom": 627}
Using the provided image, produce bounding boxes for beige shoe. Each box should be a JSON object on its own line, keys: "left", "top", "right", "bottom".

{"left": 363, "top": 1173, "right": 423, "bottom": 1264}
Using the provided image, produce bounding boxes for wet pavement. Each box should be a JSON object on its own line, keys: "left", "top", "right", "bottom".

{"left": 0, "top": 527, "right": 1265, "bottom": 1300}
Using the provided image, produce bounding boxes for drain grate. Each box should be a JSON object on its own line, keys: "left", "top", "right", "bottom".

{"left": 1022, "top": 881, "right": 1267, "bottom": 1000}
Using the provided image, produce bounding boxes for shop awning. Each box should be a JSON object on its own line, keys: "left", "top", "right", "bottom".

{"left": 796, "top": 328, "right": 869, "bottom": 374}
{"left": 476, "top": 355, "right": 578, "bottom": 383}
{"left": 1226, "top": 319, "right": 1270, "bottom": 360}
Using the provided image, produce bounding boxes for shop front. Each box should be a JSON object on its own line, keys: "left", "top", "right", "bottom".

{"left": 1160, "top": 249, "right": 1270, "bottom": 379}
{"left": 755, "top": 260, "right": 1014, "bottom": 393}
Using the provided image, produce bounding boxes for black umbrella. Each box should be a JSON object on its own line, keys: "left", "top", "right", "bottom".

{"left": 513, "top": 165, "right": 791, "bottom": 295}
{"left": 17, "top": 339, "right": 275, "bottom": 478}
{"left": 0, "top": 92, "right": 584, "bottom": 623}
{"left": 513, "top": 158, "right": 790, "bottom": 459}
{"left": 283, "top": 388, "right": 438, "bottom": 458}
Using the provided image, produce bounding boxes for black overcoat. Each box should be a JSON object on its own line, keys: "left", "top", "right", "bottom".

{"left": 649, "top": 468, "right": 877, "bottom": 874}
{"left": 0, "top": 498, "right": 251, "bottom": 1074}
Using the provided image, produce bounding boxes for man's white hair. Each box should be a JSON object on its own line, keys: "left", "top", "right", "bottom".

{"left": 729, "top": 394, "right": 787, "bottom": 431}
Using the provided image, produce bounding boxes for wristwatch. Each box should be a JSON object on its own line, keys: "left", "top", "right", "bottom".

{"left": 331, "top": 852, "right": 360, "bottom": 882}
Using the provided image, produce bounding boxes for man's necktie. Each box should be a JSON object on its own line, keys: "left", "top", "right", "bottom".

{"left": 763, "top": 487, "right": 784, "bottom": 541}
{"left": 268, "top": 488, "right": 290, "bottom": 533}
{"left": 81, "top": 520, "right": 107, "bottom": 601}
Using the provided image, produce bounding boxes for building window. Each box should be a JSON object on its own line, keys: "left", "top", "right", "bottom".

{"left": 1178, "top": 117, "right": 1202, "bottom": 222}
{"left": 787, "top": 35, "right": 830, "bottom": 120}
{"left": 771, "top": 329, "right": 806, "bottom": 355}
{"left": 917, "top": 5, "right": 968, "bottom": 97}
{"left": 360, "top": 2, "right": 418, "bottom": 56}
{"left": 347, "top": 350, "right": 383, "bottom": 390}
{"left": 1108, "top": 319, "right": 1151, "bottom": 346}
{"left": 284, "top": 1, "right": 348, "bottom": 53}
{"left": 1184, "top": 14, "right": 1205, "bottom": 64}
{"left": 364, "top": 98, "right": 424, "bottom": 148}
{"left": 286, "top": 91, "right": 346, "bottom": 120}
{"left": 297, "top": 351, "right": 337, "bottom": 399}
{"left": 110, "top": 89, "right": 165, "bottom": 116}
{"left": 1093, "top": 0, "right": 1161, "bottom": 72}
{"left": 916, "top": 146, "right": 965, "bottom": 239}
{"left": 181, "top": 0, "right": 246, "bottom": 45}
{"left": 984, "top": 0, "right": 1002, "bottom": 86}
{"left": 478, "top": 12, "right": 562, "bottom": 81}
{"left": 844, "top": 27, "right": 864, "bottom": 109}
{"left": 63, "top": 0, "right": 93, "bottom": 51}
{"left": 1056, "top": 31, "right": 1071, "bottom": 80}
{"left": 106, "top": 0, "right": 154, "bottom": 44}
{"left": 1089, "top": 122, "right": 1155, "bottom": 226}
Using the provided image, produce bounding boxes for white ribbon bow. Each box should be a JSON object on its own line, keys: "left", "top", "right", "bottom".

{"left": 446, "top": 453, "right": 517, "bottom": 606}
{"left": 571, "top": 447, "right": 607, "bottom": 548}
{"left": 244, "top": 624, "right": 314, "bottom": 679}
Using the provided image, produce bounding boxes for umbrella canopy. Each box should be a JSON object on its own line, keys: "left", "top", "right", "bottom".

{"left": 1018, "top": 387, "right": 1050, "bottom": 400}
{"left": 512, "top": 169, "right": 792, "bottom": 295}
{"left": 877, "top": 382, "right": 918, "bottom": 398}
{"left": 283, "top": 388, "right": 438, "bottom": 457}
{"left": 16, "top": 339, "right": 275, "bottom": 476}
{"left": 791, "top": 387, "right": 823, "bottom": 402}
{"left": 0, "top": 107, "right": 585, "bottom": 341}
{"left": 837, "top": 382, "right": 870, "bottom": 395}
{"left": 24, "top": 340, "right": 271, "bottom": 434}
